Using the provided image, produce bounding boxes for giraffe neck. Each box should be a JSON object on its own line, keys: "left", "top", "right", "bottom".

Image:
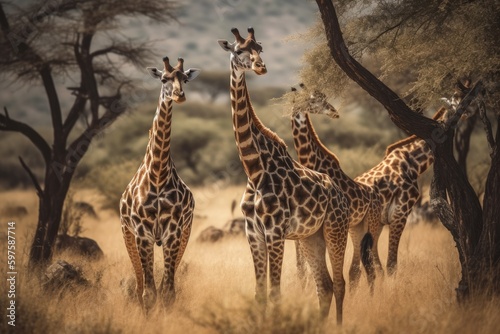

{"left": 145, "top": 98, "right": 174, "bottom": 184}
{"left": 392, "top": 139, "right": 434, "bottom": 176}
{"left": 292, "top": 112, "right": 346, "bottom": 177}
{"left": 406, "top": 139, "right": 434, "bottom": 175}
{"left": 230, "top": 62, "right": 286, "bottom": 183}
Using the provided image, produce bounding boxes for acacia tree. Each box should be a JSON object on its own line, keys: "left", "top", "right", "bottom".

{"left": 0, "top": 0, "right": 177, "bottom": 269}
{"left": 313, "top": 0, "right": 499, "bottom": 300}
{"left": 299, "top": 0, "right": 499, "bottom": 179}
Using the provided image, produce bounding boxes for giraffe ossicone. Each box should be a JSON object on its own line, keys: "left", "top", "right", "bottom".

{"left": 119, "top": 55, "right": 200, "bottom": 313}
{"left": 219, "top": 27, "right": 349, "bottom": 324}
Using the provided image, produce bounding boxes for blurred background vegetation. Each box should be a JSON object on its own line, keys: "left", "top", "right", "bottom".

{"left": 0, "top": 0, "right": 491, "bottom": 213}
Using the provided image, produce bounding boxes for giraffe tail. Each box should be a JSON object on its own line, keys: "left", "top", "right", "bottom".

{"left": 361, "top": 232, "right": 375, "bottom": 288}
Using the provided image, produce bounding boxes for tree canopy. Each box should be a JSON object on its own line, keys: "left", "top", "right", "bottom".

{"left": 301, "top": 0, "right": 500, "bottom": 112}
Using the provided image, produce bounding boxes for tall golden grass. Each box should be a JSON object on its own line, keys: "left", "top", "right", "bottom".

{"left": 0, "top": 187, "right": 499, "bottom": 334}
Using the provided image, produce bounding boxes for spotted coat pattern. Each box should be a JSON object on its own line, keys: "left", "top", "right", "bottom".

{"left": 355, "top": 107, "right": 447, "bottom": 274}
{"left": 219, "top": 27, "right": 349, "bottom": 324}
{"left": 119, "top": 58, "right": 196, "bottom": 312}
{"left": 290, "top": 94, "right": 382, "bottom": 287}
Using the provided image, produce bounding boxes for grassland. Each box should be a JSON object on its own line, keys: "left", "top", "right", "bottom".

{"left": 1, "top": 187, "right": 499, "bottom": 334}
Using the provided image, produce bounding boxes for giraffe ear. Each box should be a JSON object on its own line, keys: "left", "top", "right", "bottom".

{"left": 146, "top": 67, "right": 163, "bottom": 79}
{"left": 218, "top": 39, "right": 234, "bottom": 52}
{"left": 184, "top": 68, "right": 201, "bottom": 82}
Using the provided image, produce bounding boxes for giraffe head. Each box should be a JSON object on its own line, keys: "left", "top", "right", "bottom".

{"left": 218, "top": 27, "right": 267, "bottom": 75}
{"left": 291, "top": 84, "right": 339, "bottom": 119}
{"left": 147, "top": 56, "right": 200, "bottom": 103}
{"left": 440, "top": 79, "right": 477, "bottom": 120}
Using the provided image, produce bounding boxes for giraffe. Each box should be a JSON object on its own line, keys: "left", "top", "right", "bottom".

{"left": 218, "top": 27, "right": 349, "bottom": 324}
{"left": 290, "top": 85, "right": 382, "bottom": 288}
{"left": 119, "top": 56, "right": 200, "bottom": 312}
{"left": 355, "top": 107, "right": 448, "bottom": 275}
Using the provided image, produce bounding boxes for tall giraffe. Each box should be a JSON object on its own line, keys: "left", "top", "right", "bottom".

{"left": 290, "top": 85, "right": 381, "bottom": 287}
{"left": 218, "top": 27, "right": 349, "bottom": 323}
{"left": 355, "top": 107, "right": 448, "bottom": 275}
{"left": 119, "top": 56, "right": 200, "bottom": 312}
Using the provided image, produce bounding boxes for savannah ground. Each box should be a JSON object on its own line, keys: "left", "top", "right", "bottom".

{"left": 1, "top": 186, "right": 499, "bottom": 334}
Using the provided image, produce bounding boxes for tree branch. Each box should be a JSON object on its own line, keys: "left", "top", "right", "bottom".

{"left": 80, "top": 32, "right": 100, "bottom": 123}
{"left": 315, "top": 0, "right": 438, "bottom": 140}
{"left": 0, "top": 1, "right": 10, "bottom": 32}
{"left": 40, "top": 65, "right": 64, "bottom": 151}
{"left": 62, "top": 99, "right": 127, "bottom": 184}
{"left": 19, "top": 156, "right": 43, "bottom": 197}
{"left": 0, "top": 107, "right": 51, "bottom": 164}
{"left": 478, "top": 98, "right": 496, "bottom": 155}
{"left": 0, "top": 2, "right": 64, "bottom": 154}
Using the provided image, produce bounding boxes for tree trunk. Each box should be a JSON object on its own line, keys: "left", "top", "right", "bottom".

{"left": 474, "top": 114, "right": 500, "bottom": 293}
{"left": 455, "top": 113, "right": 477, "bottom": 178}
{"left": 28, "top": 162, "right": 73, "bottom": 269}
{"left": 315, "top": 0, "right": 499, "bottom": 300}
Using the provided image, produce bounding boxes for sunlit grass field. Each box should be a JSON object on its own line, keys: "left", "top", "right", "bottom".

{"left": 1, "top": 186, "right": 499, "bottom": 334}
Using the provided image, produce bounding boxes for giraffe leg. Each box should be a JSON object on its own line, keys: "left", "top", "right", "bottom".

{"left": 387, "top": 217, "right": 406, "bottom": 275}
{"left": 299, "top": 230, "right": 333, "bottom": 321}
{"left": 137, "top": 236, "right": 157, "bottom": 313}
{"left": 159, "top": 232, "right": 177, "bottom": 308}
{"left": 360, "top": 201, "right": 383, "bottom": 293}
{"left": 324, "top": 210, "right": 348, "bottom": 325}
{"left": 159, "top": 221, "right": 192, "bottom": 308}
{"left": 348, "top": 221, "right": 365, "bottom": 290}
{"left": 267, "top": 236, "right": 285, "bottom": 304}
{"left": 122, "top": 225, "right": 144, "bottom": 307}
{"left": 295, "top": 240, "right": 308, "bottom": 290}
{"left": 369, "top": 218, "right": 384, "bottom": 273}
{"left": 175, "top": 218, "right": 192, "bottom": 272}
{"left": 246, "top": 219, "right": 268, "bottom": 306}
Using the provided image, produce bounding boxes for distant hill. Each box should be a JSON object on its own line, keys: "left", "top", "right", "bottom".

{"left": 0, "top": 0, "right": 318, "bottom": 125}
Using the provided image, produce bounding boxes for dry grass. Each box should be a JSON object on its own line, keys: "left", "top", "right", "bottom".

{"left": 0, "top": 187, "right": 499, "bottom": 334}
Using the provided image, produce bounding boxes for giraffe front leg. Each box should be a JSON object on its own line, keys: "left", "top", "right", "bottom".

{"left": 159, "top": 234, "right": 177, "bottom": 309}
{"left": 348, "top": 222, "right": 365, "bottom": 290}
{"left": 137, "top": 236, "right": 157, "bottom": 313}
{"left": 299, "top": 230, "right": 333, "bottom": 321}
{"left": 324, "top": 211, "right": 348, "bottom": 325}
{"left": 246, "top": 220, "right": 268, "bottom": 306}
{"left": 159, "top": 221, "right": 192, "bottom": 308}
{"left": 267, "top": 236, "right": 285, "bottom": 304}
{"left": 387, "top": 217, "right": 406, "bottom": 275}
{"left": 122, "top": 225, "right": 144, "bottom": 307}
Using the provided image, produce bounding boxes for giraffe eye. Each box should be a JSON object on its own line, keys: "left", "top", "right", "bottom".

{"left": 235, "top": 50, "right": 243, "bottom": 55}
{"left": 161, "top": 78, "right": 167, "bottom": 84}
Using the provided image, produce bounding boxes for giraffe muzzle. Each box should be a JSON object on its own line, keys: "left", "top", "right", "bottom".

{"left": 253, "top": 62, "right": 267, "bottom": 75}
{"left": 172, "top": 90, "right": 186, "bottom": 103}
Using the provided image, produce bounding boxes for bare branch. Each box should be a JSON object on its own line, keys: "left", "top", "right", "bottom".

{"left": 478, "top": 98, "right": 496, "bottom": 155}
{"left": 0, "top": 107, "right": 51, "bottom": 163}
{"left": 19, "top": 156, "right": 43, "bottom": 197}
{"left": 315, "top": 0, "right": 438, "bottom": 139}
